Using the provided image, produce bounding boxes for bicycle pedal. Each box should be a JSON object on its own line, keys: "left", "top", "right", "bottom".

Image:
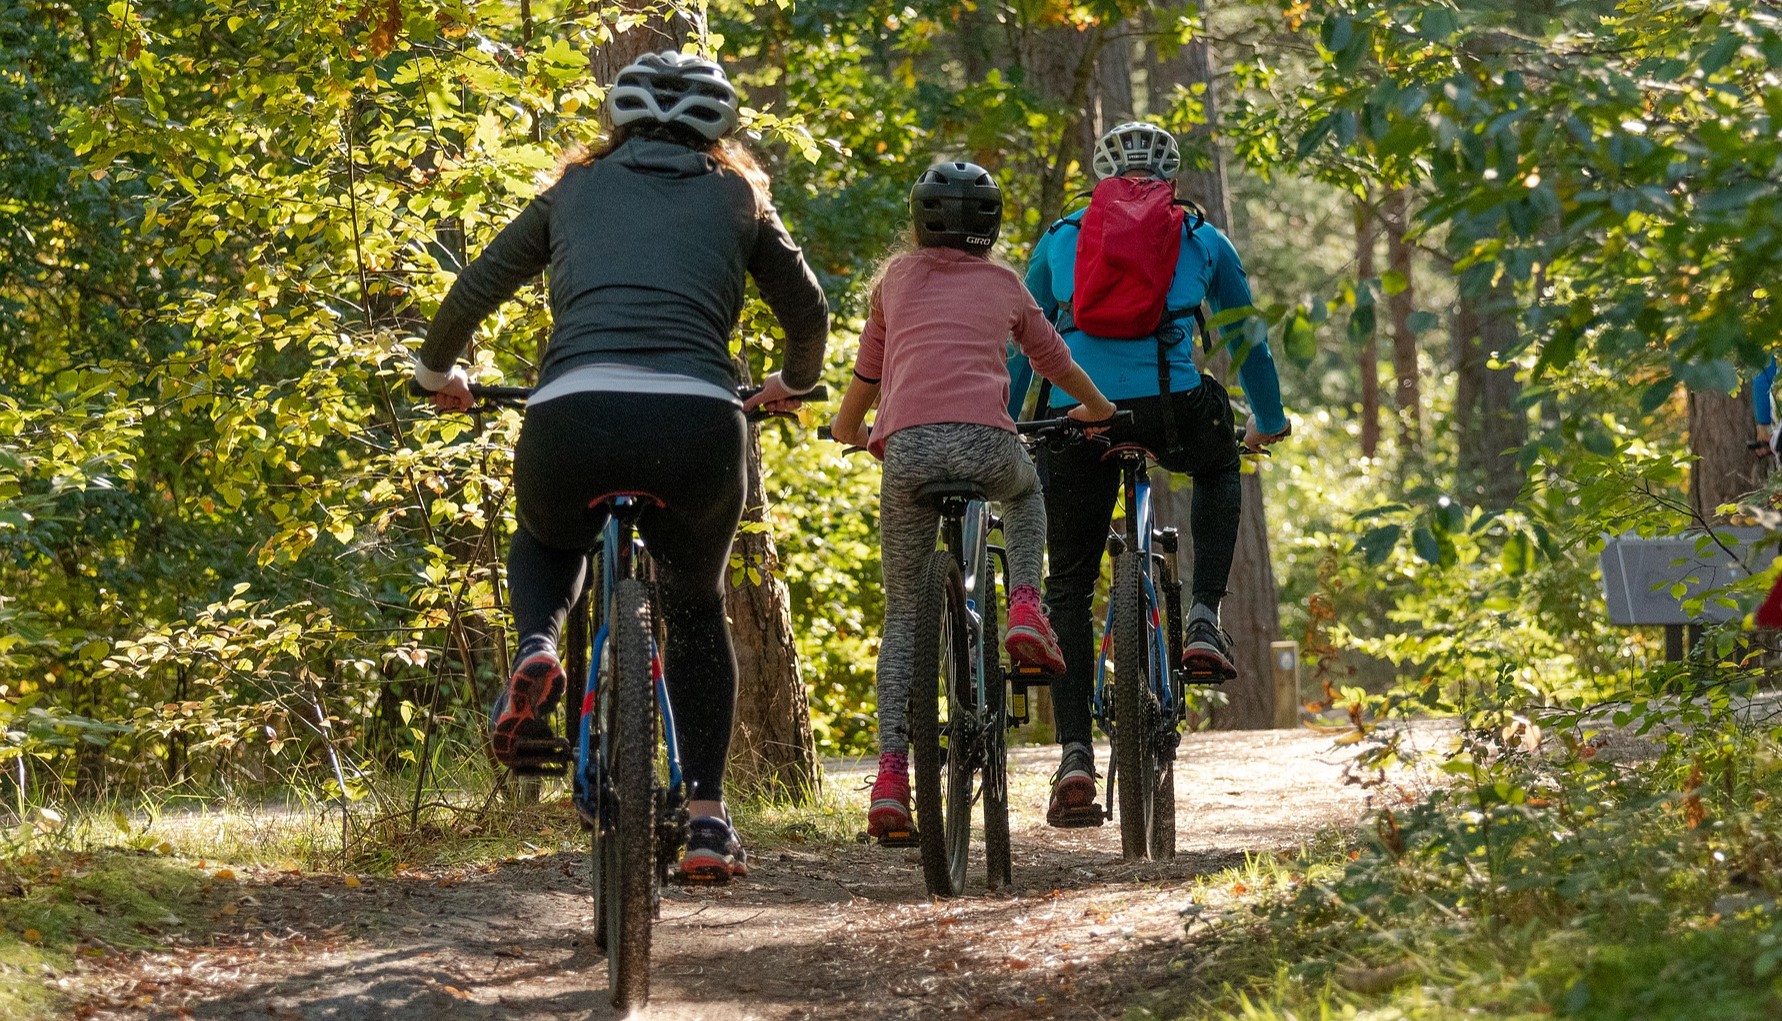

{"left": 876, "top": 829, "right": 921, "bottom": 847}
{"left": 1178, "top": 665, "right": 1235, "bottom": 685}
{"left": 1048, "top": 805, "right": 1106, "bottom": 829}
{"left": 505, "top": 737, "right": 572, "bottom": 776}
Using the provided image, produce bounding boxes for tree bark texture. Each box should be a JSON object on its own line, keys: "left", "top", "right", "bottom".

{"left": 1024, "top": 22, "right": 1104, "bottom": 222}
{"left": 1094, "top": 25, "right": 1135, "bottom": 134}
{"left": 725, "top": 359, "right": 819, "bottom": 799}
{"left": 589, "top": 3, "right": 688, "bottom": 129}
{"left": 1452, "top": 281, "right": 1527, "bottom": 509}
{"left": 1689, "top": 384, "right": 1763, "bottom": 523}
{"left": 1150, "top": 5, "right": 1280, "bottom": 730}
{"left": 1355, "top": 199, "right": 1381, "bottom": 459}
{"left": 1384, "top": 188, "right": 1420, "bottom": 453}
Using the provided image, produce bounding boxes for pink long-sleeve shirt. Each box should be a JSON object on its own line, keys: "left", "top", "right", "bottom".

{"left": 856, "top": 247, "right": 1075, "bottom": 458}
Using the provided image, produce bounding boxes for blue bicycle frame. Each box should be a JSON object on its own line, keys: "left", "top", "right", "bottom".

{"left": 1090, "top": 472, "right": 1178, "bottom": 737}
{"left": 573, "top": 497, "right": 685, "bottom": 828}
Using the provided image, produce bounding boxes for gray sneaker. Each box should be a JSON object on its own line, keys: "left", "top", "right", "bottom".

{"left": 1046, "top": 742, "right": 1104, "bottom": 828}
{"left": 1182, "top": 618, "right": 1238, "bottom": 680}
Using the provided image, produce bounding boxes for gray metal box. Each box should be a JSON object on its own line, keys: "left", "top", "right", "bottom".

{"left": 1598, "top": 528, "right": 1774, "bottom": 625}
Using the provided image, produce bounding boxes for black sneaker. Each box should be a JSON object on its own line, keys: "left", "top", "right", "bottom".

{"left": 1182, "top": 618, "right": 1238, "bottom": 680}
{"left": 677, "top": 816, "right": 749, "bottom": 884}
{"left": 1046, "top": 742, "right": 1104, "bottom": 828}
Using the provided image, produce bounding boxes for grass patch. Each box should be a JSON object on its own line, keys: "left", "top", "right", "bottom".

{"left": 0, "top": 850, "right": 216, "bottom": 1021}
{"left": 1133, "top": 724, "right": 1782, "bottom": 1020}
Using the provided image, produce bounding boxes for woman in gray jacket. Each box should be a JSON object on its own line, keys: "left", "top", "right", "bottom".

{"left": 414, "top": 52, "right": 829, "bottom": 882}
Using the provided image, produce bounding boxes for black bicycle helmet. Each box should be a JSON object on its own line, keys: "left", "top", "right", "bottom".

{"left": 607, "top": 51, "right": 740, "bottom": 142}
{"left": 909, "top": 162, "right": 1002, "bottom": 253}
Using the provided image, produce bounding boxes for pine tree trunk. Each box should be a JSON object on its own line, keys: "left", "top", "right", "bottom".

{"left": 589, "top": 4, "right": 688, "bottom": 125}
{"left": 1355, "top": 199, "right": 1381, "bottom": 459}
{"left": 1453, "top": 282, "right": 1527, "bottom": 509}
{"left": 725, "top": 366, "right": 819, "bottom": 800}
{"left": 1384, "top": 188, "right": 1420, "bottom": 453}
{"left": 1689, "top": 385, "right": 1761, "bottom": 523}
{"left": 1095, "top": 25, "right": 1135, "bottom": 133}
{"left": 1163, "top": 1, "right": 1280, "bottom": 730}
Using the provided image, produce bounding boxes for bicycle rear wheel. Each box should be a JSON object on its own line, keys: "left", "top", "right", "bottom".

{"left": 1150, "top": 761, "right": 1176, "bottom": 860}
{"left": 910, "top": 549, "right": 973, "bottom": 896}
{"left": 602, "top": 578, "right": 656, "bottom": 1009}
{"left": 981, "top": 560, "right": 1011, "bottom": 891}
{"left": 1110, "top": 552, "right": 1155, "bottom": 860}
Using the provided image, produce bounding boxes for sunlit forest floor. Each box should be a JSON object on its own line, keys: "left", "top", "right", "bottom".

{"left": 18, "top": 727, "right": 1391, "bottom": 1020}
{"left": 10, "top": 712, "right": 1780, "bottom": 1020}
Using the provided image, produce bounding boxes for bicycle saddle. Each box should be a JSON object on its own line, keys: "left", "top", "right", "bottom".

{"left": 915, "top": 480, "right": 988, "bottom": 504}
{"left": 1101, "top": 443, "right": 1159, "bottom": 462}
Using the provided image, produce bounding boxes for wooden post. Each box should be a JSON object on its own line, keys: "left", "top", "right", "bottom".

{"left": 1270, "top": 641, "right": 1299, "bottom": 729}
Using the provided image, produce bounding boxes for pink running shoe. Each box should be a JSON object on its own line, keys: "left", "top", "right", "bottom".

{"left": 867, "top": 753, "right": 916, "bottom": 845}
{"left": 1005, "top": 586, "right": 1067, "bottom": 675}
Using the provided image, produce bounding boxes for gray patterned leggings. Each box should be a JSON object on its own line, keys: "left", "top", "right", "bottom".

{"left": 876, "top": 423, "right": 1045, "bottom": 754}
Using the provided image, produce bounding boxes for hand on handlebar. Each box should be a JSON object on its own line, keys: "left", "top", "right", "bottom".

{"left": 423, "top": 366, "right": 474, "bottom": 412}
{"left": 1066, "top": 400, "right": 1120, "bottom": 436}
{"left": 825, "top": 418, "right": 871, "bottom": 450}
{"left": 1243, "top": 415, "right": 1291, "bottom": 453}
{"left": 743, "top": 372, "right": 818, "bottom": 415}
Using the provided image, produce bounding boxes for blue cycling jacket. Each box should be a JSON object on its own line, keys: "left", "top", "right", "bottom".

{"left": 1756, "top": 356, "right": 1777, "bottom": 427}
{"left": 1007, "top": 212, "right": 1287, "bottom": 436}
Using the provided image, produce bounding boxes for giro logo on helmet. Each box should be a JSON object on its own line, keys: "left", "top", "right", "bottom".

{"left": 909, "top": 161, "right": 1003, "bottom": 254}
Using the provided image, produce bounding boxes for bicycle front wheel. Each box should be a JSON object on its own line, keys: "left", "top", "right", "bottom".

{"left": 909, "top": 549, "right": 973, "bottom": 897}
{"left": 1111, "top": 552, "right": 1155, "bottom": 860}
{"left": 605, "top": 578, "right": 656, "bottom": 1009}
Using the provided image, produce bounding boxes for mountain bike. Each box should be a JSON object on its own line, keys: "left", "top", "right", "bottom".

{"left": 824, "top": 412, "right": 1132, "bottom": 896}
{"left": 417, "top": 378, "right": 822, "bottom": 1009}
{"left": 1018, "top": 418, "right": 1246, "bottom": 861}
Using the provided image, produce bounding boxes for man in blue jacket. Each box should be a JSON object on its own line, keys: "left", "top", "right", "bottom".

{"left": 1011, "top": 121, "right": 1291, "bottom": 827}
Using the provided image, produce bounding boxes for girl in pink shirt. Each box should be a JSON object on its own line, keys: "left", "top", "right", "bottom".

{"left": 829, "top": 162, "right": 1115, "bottom": 841}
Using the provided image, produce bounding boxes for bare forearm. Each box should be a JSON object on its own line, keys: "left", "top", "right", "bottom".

{"left": 830, "top": 376, "right": 880, "bottom": 443}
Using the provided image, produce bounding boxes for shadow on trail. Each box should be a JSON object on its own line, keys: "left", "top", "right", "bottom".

{"left": 124, "top": 841, "right": 1246, "bottom": 1021}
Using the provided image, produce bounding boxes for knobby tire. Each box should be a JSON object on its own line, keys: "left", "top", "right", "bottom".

{"left": 607, "top": 579, "right": 656, "bottom": 1009}
{"left": 910, "top": 550, "right": 972, "bottom": 896}
{"left": 981, "top": 559, "right": 1011, "bottom": 891}
{"left": 1111, "top": 552, "right": 1154, "bottom": 860}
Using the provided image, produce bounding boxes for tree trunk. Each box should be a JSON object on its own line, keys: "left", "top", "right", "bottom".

{"left": 1355, "top": 199, "right": 1381, "bottom": 459}
{"left": 1689, "top": 385, "right": 1761, "bottom": 523}
{"left": 1094, "top": 25, "right": 1135, "bottom": 134}
{"left": 725, "top": 364, "right": 820, "bottom": 799}
{"left": 1025, "top": 22, "right": 1105, "bottom": 222}
{"left": 1159, "top": 2, "right": 1280, "bottom": 730}
{"left": 589, "top": 3, "right": 688, "bottom": 128}
{"left": 1384, "top": 188, "right": 1420, "bottom": 454}
{"left": 1453, "top": 282, "right": 1527, "bottom": 509}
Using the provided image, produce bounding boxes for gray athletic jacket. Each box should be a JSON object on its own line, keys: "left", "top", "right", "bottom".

{"left": 418, "top": 138, "right": 829, "bottom": 393}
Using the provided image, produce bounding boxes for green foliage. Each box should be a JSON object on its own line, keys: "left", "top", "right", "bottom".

{"left": 1158, "top": 721, "right": 1782, "bottom": 1019}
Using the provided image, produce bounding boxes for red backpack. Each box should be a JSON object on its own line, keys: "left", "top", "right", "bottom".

{"left": 1070, "top": 176, "right": 1186, "bottom": 338}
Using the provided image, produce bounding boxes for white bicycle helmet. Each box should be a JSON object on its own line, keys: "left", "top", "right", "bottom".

{"left": 1092, "top": 121, "right": 1181, "bottom": 179}
{"left": 607, "top": 51, "right": 740, "bottom": 142}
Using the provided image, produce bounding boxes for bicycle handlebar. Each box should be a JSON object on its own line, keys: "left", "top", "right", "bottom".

{"left": 410, "top": 378, "right": 827, "bottom": 418}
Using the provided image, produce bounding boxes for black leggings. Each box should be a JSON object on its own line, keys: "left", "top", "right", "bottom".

{"left": 1039, "top": 378, "right": 1242, "bottom": 747}
{"left": 509, "top": 391, "right": 745, "bottom": 803}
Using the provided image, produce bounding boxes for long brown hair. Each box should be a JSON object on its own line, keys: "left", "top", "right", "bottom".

{"left": 558, "top": 124, "right": 773, "bottom": 213}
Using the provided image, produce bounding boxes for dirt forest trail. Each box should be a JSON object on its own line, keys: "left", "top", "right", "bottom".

{"left": 75, "top": 728, "right": 1425, "bottom": 1021}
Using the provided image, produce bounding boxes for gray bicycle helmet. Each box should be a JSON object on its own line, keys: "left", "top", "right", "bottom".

{"left": 909, "top": 162, "right": 1002, "bottom": 253}
{"left": 607, "top": 51, "right": 740, "bottom": 142}
{"left": 1092, "top": 121, "right": 1181, "bottom": 179}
